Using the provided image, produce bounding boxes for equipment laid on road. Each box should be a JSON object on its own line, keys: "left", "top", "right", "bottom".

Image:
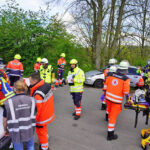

{"left": 124, "top": 89, "right": 150, "bottom": 150}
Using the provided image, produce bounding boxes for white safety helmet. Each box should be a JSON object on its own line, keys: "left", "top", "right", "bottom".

{"left": 118, "top": 60, "right": 129, "bottom": 70}
{"left": 109, "top": 65, "right": 117, "bottom": 72}
{"left": 41, "top": 58, "right": 48, "bottom": 64}
{"left": 109, "top": 58, "right": 117, "bottom": 64}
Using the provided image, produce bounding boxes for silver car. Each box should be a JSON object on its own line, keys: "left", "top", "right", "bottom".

{"left": 85, "top": 66, "right": 141, "bottom": 88}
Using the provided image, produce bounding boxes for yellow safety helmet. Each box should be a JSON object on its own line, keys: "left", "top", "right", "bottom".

{"left": 37, "top": 57, "right": 41, "bottom": 62}
{"left": 60, "top": 53, "right": 66, "bottom": 58}
{"left": 70, "top": 59, "right": 78, "bottom": 65}
{"left": 14, "top": 54, "right": 21, "bottom": 60}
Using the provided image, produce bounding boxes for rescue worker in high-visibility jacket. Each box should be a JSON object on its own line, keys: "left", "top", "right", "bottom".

{"left": 0, "top": 69, "right": 15, "bottom": 105}
{"left": 29, "top": 72, "right": 55, "bottom": 150}
{"left": 55, "top": 53, "right": 66, "bottom": 87}
{"left": 6, "top": 54, "right": 24, "bottom": 86}
{"left": 39, "top": 58, "right": 54, "bottom": 84}
{"left": 103, "top": 60, "right": 130, "bottom": 140}
{"left": 34, "top": 57, "right": 41, "bottom": 72}
{"left": 101, "top": 58, "right": 117, "bottom": 110}
{"left": 104, "top": 65, "right": 117, "bottom": 121}
{"left": 3, "top": 80, "right": 36, "bottom": 150}
{"left": 66, "top": 59, "right": 85, "bottom": 120}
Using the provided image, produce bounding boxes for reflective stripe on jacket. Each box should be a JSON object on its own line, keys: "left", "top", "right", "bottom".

{"left": 4, "top": 94, "right": 36, "bottom": 143}
{"left": 39, "top": 65, "right": 53, "bottom": 84}
{"left": 30, "top": 80, "right": 55, "bottom": 126}
{"left": 68, "top": 67, "right": 85, "bottom": 93}
{"left": 0, "top": 77, "right": 15, "bottom": 105}
{"left": 104, "top": 72, "right": 130, "bottom": 104}
{"left": 6, "top": 59, "right": 24, "bottom": 76}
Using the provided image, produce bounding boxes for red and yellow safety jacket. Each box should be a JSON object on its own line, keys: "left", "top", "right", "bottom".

{"left": 34, "top": 63, "right": 41, "bottom": 72}
{"left": 103, "top": 72, "right": 130, "bottom": 104}
{"left": 0, "top": 69, "right": 9, "bottom": 102}
{"left": 30, "top": 80, "right": 55, "bottom": 126}
{"left": 57, "top": 58, "right": 66, "bottom": 70}
{"left": 136, "top": 76, "right": 144, "bottom": 87}
{"left": 6, "top": 59, "right": 24, "bottom": 77}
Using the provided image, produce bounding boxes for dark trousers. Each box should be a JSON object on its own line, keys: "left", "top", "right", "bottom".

{"left": 57, "top": 69, "right": 64, "bottom": 80}
{"left": 9, "top": 76, "right": 20, "bottom": 86}
{"left": 71, "top": 92, "right": 83, "bottom": 107}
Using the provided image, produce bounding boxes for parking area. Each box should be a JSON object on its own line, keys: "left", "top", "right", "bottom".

{"left": 44, "top": 85, "right": 148, "bottom": 150}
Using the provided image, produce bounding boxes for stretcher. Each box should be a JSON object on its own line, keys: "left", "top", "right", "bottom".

{"left": 124, "top": 89, "right": 150, "bottom": 150}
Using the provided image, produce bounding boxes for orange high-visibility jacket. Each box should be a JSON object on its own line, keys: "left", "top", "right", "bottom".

{"left": 34, "top": 63, "right": 41, "bottom": 71}
{"left": 104, "top": 68, "right": 109, "bottom": 79}
{"left": 6, "top": 59, "right": 24, "bottom": 76}
{"left": 103, "top": 72, "right": 130, "bottom": 104}
{"left": 57, "top": 58, "right": 66, "bottom": 68}
{"left": 137, "top": 76, "right": 144, "bottom": 87}
{"left": 30, "top": 80, "right": 55, "bottom": 126}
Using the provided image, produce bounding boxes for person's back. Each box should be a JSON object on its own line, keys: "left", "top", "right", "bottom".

{"left": 3, "top": 80, "right": 36, "bottom": 150}
{"left": 4, "top": 94, "right": 36, "bottom": 142}
{"left": 103, "top": 60, "right": 130, "bottom": 141}
{"left": 6, "top": 59, "right": 23, "bottom": 77}
{"left": 104, "top": 72, "right": 130, "bottom": 103}
{"left": 6, "top": 54, "right": 24, "bottom": 86}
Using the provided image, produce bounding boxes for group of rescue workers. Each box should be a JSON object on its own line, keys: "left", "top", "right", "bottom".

{"left": 0, "top": 53, "right": 85, "bottom": 150}
{"left": 1, "top": 53, "right": 150, "bottom": 150}
{"left": 101, "top": 58, "right": 150, "bottom": 149}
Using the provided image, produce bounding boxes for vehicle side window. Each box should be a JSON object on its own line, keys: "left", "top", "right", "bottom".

{"left": 128, "top": 68, "right": 138, "bottom": 75}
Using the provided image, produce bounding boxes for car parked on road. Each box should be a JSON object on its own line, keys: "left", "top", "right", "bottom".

{"left": 85, "top": 66, "right": 141, "bottom": 88}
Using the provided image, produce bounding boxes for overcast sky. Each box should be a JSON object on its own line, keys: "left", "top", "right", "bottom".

{"left": 0, "top": 0, "right": 73, "bottom": 22}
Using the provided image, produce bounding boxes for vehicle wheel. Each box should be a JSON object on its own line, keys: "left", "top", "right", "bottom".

{"left": 94, "top": 79, "right": 104, "bottom": 88}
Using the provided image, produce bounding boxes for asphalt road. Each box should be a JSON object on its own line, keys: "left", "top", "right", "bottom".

{"left": 38, "top": 85, "right": 149, "bottom": 150}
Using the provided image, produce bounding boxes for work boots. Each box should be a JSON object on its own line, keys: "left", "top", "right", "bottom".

{"left": 74, "top": 115, "right": 80, "bottom": 120}
{"left": 101, "top": 103, "right": 106, "bottom": 110}
{"left": 39, "top": 145, "right": 52, "bottom": 150}
{"left": 107, "top": 131, "right": 118, "bottom": 141}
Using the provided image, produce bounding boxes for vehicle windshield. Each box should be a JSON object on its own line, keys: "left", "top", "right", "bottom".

{"left": 128, "top": 67, "right": 138, "bottom": 75}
